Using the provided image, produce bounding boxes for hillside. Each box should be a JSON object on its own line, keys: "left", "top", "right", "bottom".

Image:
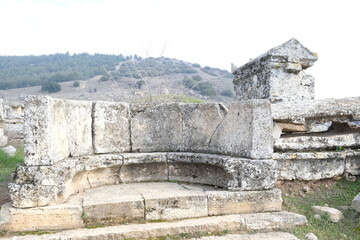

{"left": 0, "top": 54, "right": 234, "bottom": 103}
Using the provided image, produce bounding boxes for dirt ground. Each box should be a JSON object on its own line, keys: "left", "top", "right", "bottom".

{"left": 276, "top": 178, "right": 338, "bottom": 196}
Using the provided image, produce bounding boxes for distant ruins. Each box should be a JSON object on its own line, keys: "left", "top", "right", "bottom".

{"left": 0, "top": 39, "right": 359, "bottom": 237}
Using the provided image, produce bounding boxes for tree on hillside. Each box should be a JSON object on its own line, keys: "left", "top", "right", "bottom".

{"left": 41, "top": 82, "right": 61, "bottom": 93}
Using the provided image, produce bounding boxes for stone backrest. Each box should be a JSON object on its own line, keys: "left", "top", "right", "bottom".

{"left": 24, "top": 96, "right": 273, "bottom": 166}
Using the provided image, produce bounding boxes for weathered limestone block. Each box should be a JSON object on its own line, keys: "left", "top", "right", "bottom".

{"left": 0, "top": 202, "right": 84, "bottom": 232}
{"left": 130, "top": 103, "right": 226, "bottom": 153}
{"left": 82, "top": 185, "right": 144, "bottom": 226}
{"left": 24, "top": 96, "right": 93, "bottom": 166}
{"left": 120, "top": 153, "right": 168, "bottom": 182}
{"left": 93, "top": 101, "right": 130, "bottom": 153}
{"left": 345, "top": 150, "right": 360, "bottom": 176}
{"left": 10, "top": 154, "right": 125, "bottom": 208}
{"left": 131, "top": 103, "right": 184, "bottom": 152}
{"left": 207, "top": 188, "right": 282, "bottom": 215}
{"left": 274, "top": 152, "right": 345, "bottom": 180}
{"left": 233, "top": 38, "right": 317, "bottom": 102}
{"left": 167, "top": 153, "right": 277, "bottom": 191}
{"left": 275, "top": 133, "right": 360, "bottom": 152}
{"left": 238, "top": 160, "right": 277, "bottom": 190}
{"left": 271, "top": 97, "right": 360, "bottom": 125}
{"left": 0, "top": 135, "right": 8, "bottom": 147}
{"left": 168, "top": 153, "right": 234, "bottom": 188}
{"left": 182, "top": 103, "right": 227, "bottom": 152}
{"left": 208, "top": 100, "right": 273, "bottom": 159}
{"left": 351, "top": 192, "right": 360, "bottom": 213}
{"left": 143, "top": 184, "right": 208, "bottom": 220}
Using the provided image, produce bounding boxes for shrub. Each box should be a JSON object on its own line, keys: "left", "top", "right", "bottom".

{"left": 41, "top": 82, "right": 61, "bottom": 93}
{"left": 73, "top": 80, "right": 80, "bottom": 87}
{"left": 220, "top": 89, "right": 234, "bottom": 97}
{"left": 200, "top": 87, "right": 217, "bottom": 96}
{"left": 183, "top": 77, "right": 196, "bottom": 89}
{"left": 192, "top": 63, "right": 201, "bottom": 68}
{"left": 99, "top": 75, "right": 110, "bottom": 82}
{"left": 192, "top": 75, "right": 202, "bottom": 81}
{"left": 136, "top": 80, "right": 146, "bottom": 89}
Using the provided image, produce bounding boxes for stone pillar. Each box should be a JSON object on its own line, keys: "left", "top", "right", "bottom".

{"left": 233, "top": 38, "right": 318, "bottom": 102}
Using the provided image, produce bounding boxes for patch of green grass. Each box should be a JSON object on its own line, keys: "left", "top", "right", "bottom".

{"left": 15, "top": 230, "right": 55, "bottom": 236}
{"left": 283, "top": 179, "right": 360, "bottom": 240}
{"left": 0, "top": 145, "right": 24, "bottom": 182}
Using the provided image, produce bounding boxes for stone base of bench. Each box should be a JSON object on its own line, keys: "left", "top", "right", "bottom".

{"left": 9, "top": 152, "right": 277, "bottom": 208}
{"left": 274, "top": 150, "right": 360, "bottom": 180}
{"left": 1, "top": 182, "right": 282, "bottom": 232}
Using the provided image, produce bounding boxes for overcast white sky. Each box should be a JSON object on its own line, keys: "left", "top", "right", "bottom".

{"left": 0, "top": 0, "right": 359, "bottom": 99}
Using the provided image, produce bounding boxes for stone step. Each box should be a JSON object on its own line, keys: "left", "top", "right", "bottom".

{"left": 195, "top": 232, "right": 299, "bottom": 240}
{"left": 1, "top": 182, "right": 283, "bottom": 231}
{"left": 2, "top": 211, "right": 306, "bottom": 240}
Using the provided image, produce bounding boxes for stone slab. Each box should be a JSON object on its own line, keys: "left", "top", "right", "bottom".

{"left": 82, "top": 185, "right": 144, "bottom": 226}
{"left": 207, "top": 188, "right": 282, "bottom": 215}
{"left": 167, "top": 152, "right": 232, "bottom": 188}
{"left": 93, "top": 101, "right": 130, "bottom": 154}
{"left": 241, "top": 211, "right": 307, "bottom": 230}
{"left": 120, "top": 152, "right": 168, "bottom": 182}
{"left": 275, "top": 133, "right": 360, "bottom": 152}
{"left": 274, "top": 152, "right": 345, "bottom": 180}
{"left": 208, "top": 100, "right": 273, "bottom": 159}
{"left": 181, "top": 103, "right": 226, "bottom": 152}
{"left": 3, "top": 212, "right": 306, "bottom": 240}
{"left": 271, "top": 97, "right": 360, "bottom": 124}
{"left": 130, "top": 103, "right": 184, "bottom": 152}
{"left": 1, "top": 202, "right": 83, "bottom": 232}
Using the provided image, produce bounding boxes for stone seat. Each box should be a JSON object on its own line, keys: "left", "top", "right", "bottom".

{"left": 9, "top": 152, "right": 277, "bottom": 208}
{"left": 1, "top": 182, "right": 283, "bottom": 231}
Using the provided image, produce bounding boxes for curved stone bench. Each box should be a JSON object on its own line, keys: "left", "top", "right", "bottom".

{"left": 9, "top": 96, "right": 274, "bottom": 208}
{"left": 10, "top": 152, "right": 277, "bottom": 208}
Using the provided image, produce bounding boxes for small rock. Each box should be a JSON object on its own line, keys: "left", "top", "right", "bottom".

{"left": 351, "top": 193, "right": 360, "bottom": 213}
{"left": 1, "top": 145, "right": 17, "bottom": 156}
{"left": 312, "top": 206, "right": 344, "bottom": 223}
{"left": 302, "top": 185, "right": 310, "bottom": 193}
{"left": 305, "top": 232, "right": 318, "bottom": 240}
{"left": 346, "top": 174, "right": 357, "bottom": 182}
{"left": 324, "top": 203, "right": 329, "bottom": 207}
{"left": 341, "top": 233, "right": 347, "bottom": 238}
{"left": 314, "top": 214, "right": 321, "bottom": 220}
{"left": 332, "top": 176, "right": 342, "bottom": 181}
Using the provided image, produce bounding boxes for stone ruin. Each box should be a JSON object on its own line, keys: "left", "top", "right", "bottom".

{"left": 0, "top": 39, "right": 359, "bottom": 236}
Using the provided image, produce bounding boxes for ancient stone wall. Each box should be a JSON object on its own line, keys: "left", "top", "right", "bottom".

{"left": 0, "top": 100, "right": 8, "bottom": 147}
